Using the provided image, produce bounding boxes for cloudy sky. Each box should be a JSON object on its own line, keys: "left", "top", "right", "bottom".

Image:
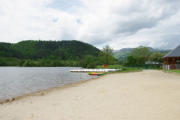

{"left": 0, "top": 0, "right": 180, "bottom": 50}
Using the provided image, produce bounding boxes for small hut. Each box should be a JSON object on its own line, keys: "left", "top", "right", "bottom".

{"left": 163, "top": 45, "right": 180, "bottom": 70}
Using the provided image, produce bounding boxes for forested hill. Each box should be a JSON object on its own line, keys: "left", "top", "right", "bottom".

{"left": 0, "top": 40, "right": 101, "bottom": 67}
{"left": 0, "top": 40, "right": 100, "bottom": 59}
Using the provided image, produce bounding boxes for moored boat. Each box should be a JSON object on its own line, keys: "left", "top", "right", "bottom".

{"left": 88, "top": 72, "right": 105, "bottom": 76}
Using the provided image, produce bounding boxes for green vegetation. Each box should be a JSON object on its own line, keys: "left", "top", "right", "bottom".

{"left": 96, "top": 64, "right": 123, "bottom": 69}
{"left": 116, "top": 46, "right": 169, "bottom": 69}
{"left": 113, "top": 48, "right": 132, "bottom": 59}
{"left": 164, "top": 70, "right": 180, "bottom": 74}
{"left": 119, "top": 67, "right": 142, "bottom": 73}
{"left": 149, "top": 52, "right": 165, "bottom": 63}
{"left": 79, "top": 46, "right": 116, "bottom": 68}
{"left": 0, "top": 40, "right": 170, "bottom": 70}
{"left": 0, "top": 40, "right": 116, "bottom": 68}
{"left": 0, "top": 40, "right": 102, "bottom": 67}
{"left": 100, "top": 45, "right": 115, "bottom": 65}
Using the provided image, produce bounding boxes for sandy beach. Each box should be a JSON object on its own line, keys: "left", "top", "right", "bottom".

{"left": 0, "top": 70, "right": 180, "bottom": 120}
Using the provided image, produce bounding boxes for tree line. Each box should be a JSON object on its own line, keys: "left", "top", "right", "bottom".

{"left": 0, "top": 40, "right": 168, "bottom": 68}
{"left": 0, "top": 40, "right": 115, "bottom": 67}
{"left": 117, "top": 46, "right": 169, "bottom": 68}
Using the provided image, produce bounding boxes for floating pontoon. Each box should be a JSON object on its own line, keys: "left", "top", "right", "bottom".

{"left": 70, "top": 69, "right": 121, "bottom": 72}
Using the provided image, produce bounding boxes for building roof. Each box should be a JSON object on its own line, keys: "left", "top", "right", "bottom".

{"left": 164, "top": 45, "right": 180, "bottom": 58}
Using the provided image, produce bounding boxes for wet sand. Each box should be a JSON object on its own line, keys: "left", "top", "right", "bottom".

{"left": 0, "top": 70, "right": 180, "bottom": 120}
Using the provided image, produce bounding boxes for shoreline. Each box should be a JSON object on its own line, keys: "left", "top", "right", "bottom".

{"left": 0, "top": 75, "right": 102, "bottom": 104}
{"left": 0, "top": 70, "right": 178, "bottom": 104}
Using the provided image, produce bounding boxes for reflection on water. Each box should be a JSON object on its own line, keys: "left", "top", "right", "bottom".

{"left": 0, "top": 67, "right": 97, "bottom": 101}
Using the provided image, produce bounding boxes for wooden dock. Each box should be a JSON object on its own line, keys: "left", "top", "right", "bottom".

{"left": 70, "top": 69, "right": 122, "bottom": 72}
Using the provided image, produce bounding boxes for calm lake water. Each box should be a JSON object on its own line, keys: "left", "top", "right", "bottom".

{"left": 0, "top": 67, "right": 97, "bottom": 101}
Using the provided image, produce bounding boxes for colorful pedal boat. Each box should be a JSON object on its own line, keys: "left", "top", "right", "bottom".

{"left": 88, "top": 72, "right": 105, "bottom": 76}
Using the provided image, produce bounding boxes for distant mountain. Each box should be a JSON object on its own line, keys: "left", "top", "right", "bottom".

{"left": 113, "top": 48, "right": 133, "bottom": 59}
{"left": 113, "top": 47, "right": 170, "bottom": 59}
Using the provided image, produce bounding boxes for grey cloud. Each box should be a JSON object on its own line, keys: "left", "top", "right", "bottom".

{"left": 113, "top": 18, "right": 157, "bottom": 34}
{"left": 111, "top": 0, "right": 180, "bottom": 35}
{"left": 157, "top": 35, "right": 180, "bottom": 49}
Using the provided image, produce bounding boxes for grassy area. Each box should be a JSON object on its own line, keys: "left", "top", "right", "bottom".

{"left": 118, "top": 67, "right": 142, "bottom": 73}
{"left": 96, "top": 65, "right": 142, "bottom": 73}
{"left": 96, "top": 65, "right": 123, "bottom": 69}
{"left": 164, "top": 70, "right": 180, "bottom": 74}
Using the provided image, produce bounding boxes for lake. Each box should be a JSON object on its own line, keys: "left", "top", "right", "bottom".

{"left": 0, "top": 67, "right": 97, "bottom": 101}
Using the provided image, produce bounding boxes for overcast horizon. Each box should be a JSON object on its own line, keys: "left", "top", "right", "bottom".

{"left": 0, "top": 0, "right": 180, "bottom": 50}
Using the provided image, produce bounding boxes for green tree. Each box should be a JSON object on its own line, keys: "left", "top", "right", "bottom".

{"left": 126, "top": 56, "right": 137, "bottom": 66}
{"left": 101, "top": 45, "right": 115, "bottom": 65}
{"left": 103, "top": 45, "right": 113, "bottom": 56}
{"left": 149, "top": 52, "right": 165, "bottom": 63}
{"left": 127, "top": 46, "right": 151, "bottom": 66}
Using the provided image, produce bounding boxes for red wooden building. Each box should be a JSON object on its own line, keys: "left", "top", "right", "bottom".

{"left": 163, "top": 45, "right": 180, "bottom": 70}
